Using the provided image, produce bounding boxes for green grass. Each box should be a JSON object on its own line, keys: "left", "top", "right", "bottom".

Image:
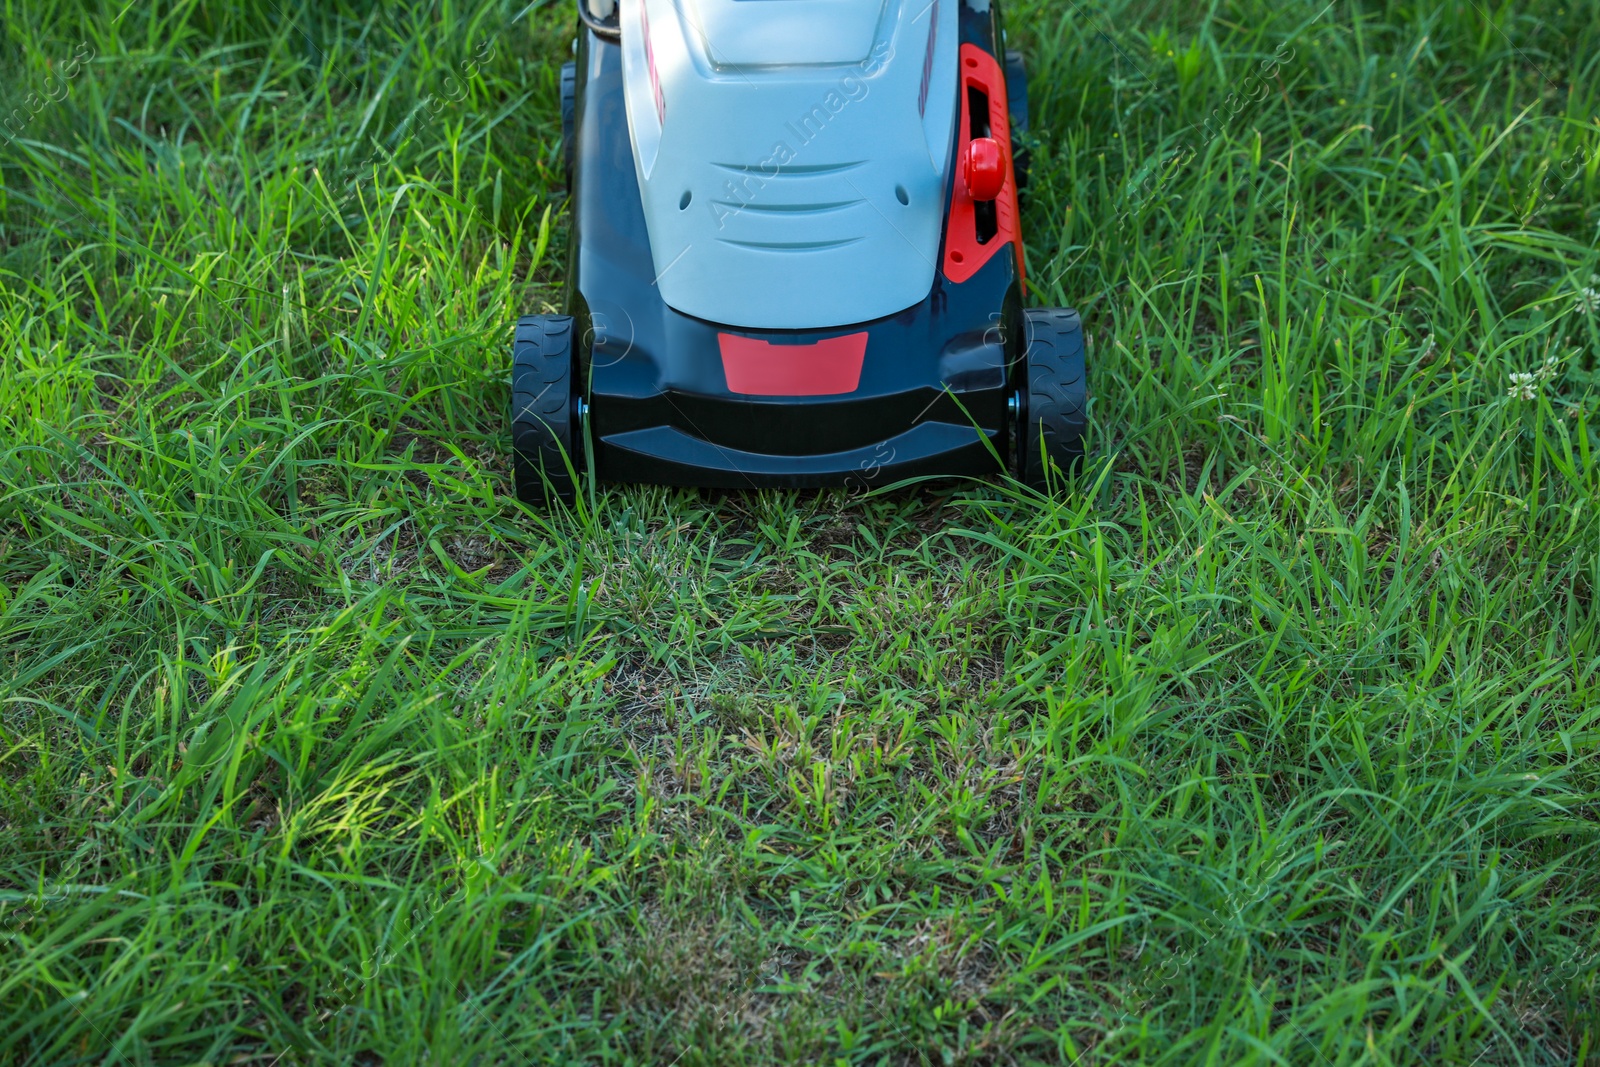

{"left": 2, "top": 0, "right": 1599, "bottom": 1062}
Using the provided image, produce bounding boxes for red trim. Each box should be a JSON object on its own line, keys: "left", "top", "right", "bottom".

{"left": 943, "top": 44, "right": 1026, "bottom": 289}
{"left": 718, "top": 332, "right": 868, "bottom": 396}
{"left": 641, "top": 1, "right": 665, "bottom": 125}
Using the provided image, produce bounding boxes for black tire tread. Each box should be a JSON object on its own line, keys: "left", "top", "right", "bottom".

{"left": 510, "top": 314, "right": 578, "bottom": 507}
{"left": 1020, "top": 307, "right": 1088, "bottom": 491}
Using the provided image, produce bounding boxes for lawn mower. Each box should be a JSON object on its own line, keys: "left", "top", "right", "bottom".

{"left": 510, "top": 0, "right": 1088, "bottom": 504}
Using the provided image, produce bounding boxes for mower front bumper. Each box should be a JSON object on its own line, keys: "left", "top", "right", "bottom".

{"left": 596, "top": 418, "right": 1002, "bottom": 490}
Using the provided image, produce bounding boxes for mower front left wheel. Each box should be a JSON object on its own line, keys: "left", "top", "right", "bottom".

{"left": 1013, "top": 306, "right": 1089, "bottom": 491}
{"left": 510, "top": 314, "right": 582, "bottom": 508}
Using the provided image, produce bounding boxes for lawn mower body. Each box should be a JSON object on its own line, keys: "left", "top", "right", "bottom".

{"left": 512, "top": 0, "right": 1087, "bottom": 500}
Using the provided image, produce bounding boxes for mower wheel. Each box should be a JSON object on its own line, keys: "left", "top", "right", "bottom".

{"left": 1015, "top": 307, "right": 1088, "bottom": 491}
{"left": 561, "top": 60, "right": 577, "bottom": 190}
{"left": 510, "top": 314, "right": 581, "bottom": 507}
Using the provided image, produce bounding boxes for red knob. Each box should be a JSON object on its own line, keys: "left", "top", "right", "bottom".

{"left": 963, "top": 137, "right": 1006, "bottom": 202}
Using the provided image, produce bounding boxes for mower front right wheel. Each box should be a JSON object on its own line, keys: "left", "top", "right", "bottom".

{"left": 1014, "top": 306, "right": 1088, "bottom": 492}
{"left": 510, "top": 314, "right": 582, "bottom": 508}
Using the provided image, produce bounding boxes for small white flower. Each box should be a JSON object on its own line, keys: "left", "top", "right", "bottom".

{"left": 1509, "top": 357, "right": 1561, "bottom": 401}
{"left": 1575, "top": 275, "right": 1600, "bottom": 315}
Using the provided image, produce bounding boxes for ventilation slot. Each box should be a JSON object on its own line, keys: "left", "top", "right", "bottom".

{"left": 968, "top": 85, "right": 999, "bottom": 245}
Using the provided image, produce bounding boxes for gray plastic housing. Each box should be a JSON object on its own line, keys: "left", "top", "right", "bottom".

{"left": 618, "top": 0, "right": 960, "bottom": 330}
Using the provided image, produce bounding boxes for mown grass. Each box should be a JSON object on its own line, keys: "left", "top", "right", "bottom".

{"left": 2, "top": 0, "right": 1598, "bottom": 1063}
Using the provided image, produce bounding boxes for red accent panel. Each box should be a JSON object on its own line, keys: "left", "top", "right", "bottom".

{"left": 943, "top": 44, "right": 1026, "bottom": 288}
{"left": 718, "top": 332, "right": 868, "bottom": 396}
